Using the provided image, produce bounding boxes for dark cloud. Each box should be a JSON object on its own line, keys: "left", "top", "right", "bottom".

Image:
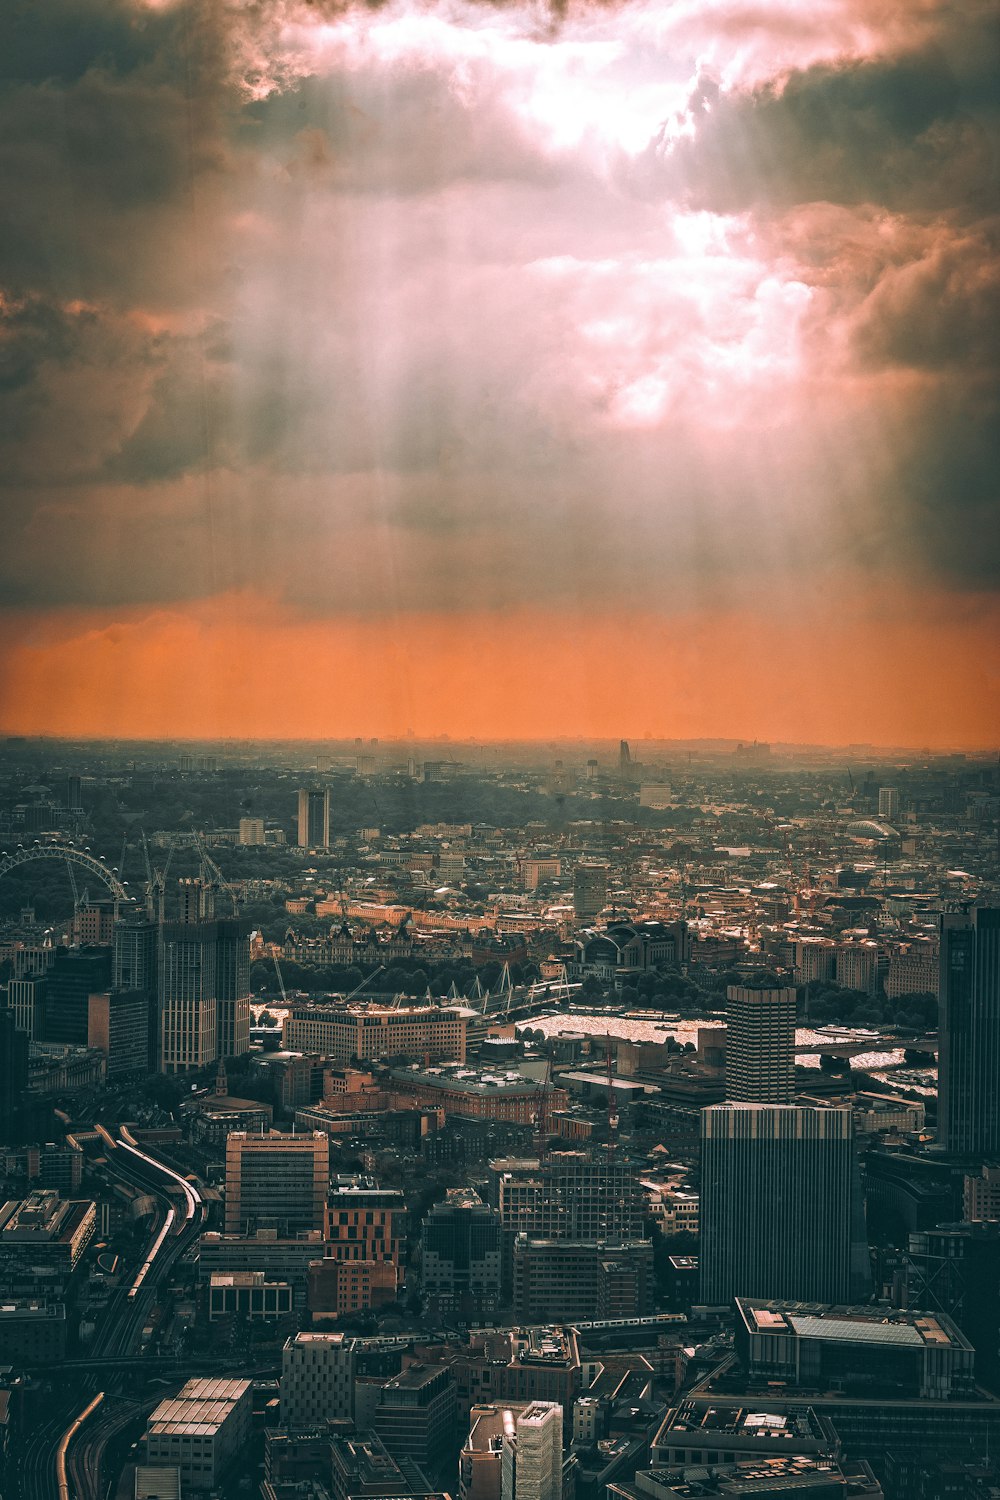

{"left": 637, "top": 37, "right": 998, "bottom": 217}
{"left": 0, "top": 0, "right": 229, "bottom": 306}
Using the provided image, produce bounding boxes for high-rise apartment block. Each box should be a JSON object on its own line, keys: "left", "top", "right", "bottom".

{"left": 573, "top": 864, "right": 608, "bottom": 920}
{"left": 938, "top": 907, "right": 1000, "bottom": 1160}
{"left": 238, "top": 817, "right": 266, "bottom": 846}
{"left": 224, "top": 1131, "right": 329, "bottom": 1235}
{"left": 700, "top": 1103, "right": 870, "bottom": 1306}
{"left": 500, "top": 1401, "right": 563, "bottom": 1500}
{"left": 297, "top": 788, "right": 331, "bottom": 849}
{"left": 280, "top": 1331, "right": 356, "bottom": 1427}
{"left": 725, "top": 985, "right": 797, "bottom": 1104}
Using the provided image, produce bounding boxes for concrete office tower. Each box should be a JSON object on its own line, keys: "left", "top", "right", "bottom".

{"left": 280, "top": 1332, "right": 356, "bottom": 1426}
{"left": 573, "top": 864, "right": 608, "bottom": 921}
{"left": 501, "top": 1401, "right": 563, "bottom": 1500}
{"left": 297, "top": 787, "right": 330, "bottom": 849}
{"left": 238, "top": 817, "right": 265, "bottom": 846}
{"left": 700, "top": 1104, "right": 871, "bottom": 1307}
{"left": 224, "top": 1131, "right": 329, "bottom": 1235}
{"left": 939, "top": 907, "right": 1000, "bottom": 1160}
{"left": 725, "top": 985, "right": 797, "bottom": 1104}
{"left": 878, "top": 786, "right": 900, "bottom": 820}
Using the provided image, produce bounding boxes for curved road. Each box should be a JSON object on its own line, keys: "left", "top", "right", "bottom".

{"left": 13, "top": 1128, "right": 207, "bottom": 1500}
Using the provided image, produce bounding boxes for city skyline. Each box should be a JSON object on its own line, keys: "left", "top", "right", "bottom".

{"left": 0, "top": 0, "right": 997, "bottom": 745}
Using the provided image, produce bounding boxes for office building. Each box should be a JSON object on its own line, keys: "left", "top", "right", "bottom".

{"left": 307, "top": 1255, "right": 399, "bottom": 1318}
{"left": 652, "top": 1402, "right": 838, "bottom": 1468}
{"left": 224, "top": 1131, "right": 329, "bottom": 1235}
{"left": 146, "top": 1377, "right": 252, "bottom": 1491}
{"left": 725, "top": 985, "right": 796, "bottom": 1104}
{"left": 215, "top": 917, "right": 252, "bottom": 1059}
{"left": 0, "top": 1010, "right": 29, "bottom": 1135}
{"left": 964, "top": 1164, "right": 1000, "bottom": 1221}
{"left": 87, "top": 989, "right": 150, "bottom": 1076}
{"left": 489, "top": 1152, "right": 646, "bottom": 1245}
{"left": 573, "top": 864, "right": 608, "bottom": 921}
{"left": 198, "top": 1229, "right": 327, "bottom": 1306}
{"left": 159, "top": 912, "right": 218, "bottom": 1074}
{"left": 734, "top": 1297, "right": 974, "bottom": 1400}
{"left": 373, "top": 1364, "right": 458, "bottom": 1469}
{"left": 461, "top": 1404, "right": 531, "bottom": 1500}
{"left": 207, "top": 1271, "right": 293, "bottom": 1321}
{"left": 298, "top": 788, "right": 331, "bottom": 849}
{"left": 238, "top": 817, "right": 266, "bottom": 846}
{"left": 0, "top": 1190, "right": 96, "bottom": 1296}
{"left": 500, "top": 1401, "right": 563, "bottom": 1500}
{"left": 329, "top": 1431, "right": 439, "bottom": 1500}
{"left": 421, "top": 1189, "right": 502, "bottom": 1323}
{"left": 44, "top": 946, "right": 113, "bottom": 1046}
{"left": 512, "top": 1236, "right": 653, "bottom": 1324}
{"left": 6, "top": 974, "right": 46, "bottom": 1041}
{"left": 325, "top": 1180, "right": 406, "bottom": 1264}
{"left": 280, "top": 1331, "right": 357, "bottom": 1426}
{"left": 0, "top": 1300, "right": 67, "bottom": 1363}
{"left": 284, "top": 1002, "right": 467, "bottom": 1064}
{"left": 159, "top": 887, "right": 251, "bottom": 1071}
{"left": 613, "top": 1458, "right": 883, "bottom": 1499}
{"left": 700, "top": 1104, "right": 870, "bottom": 1306}
{"left": 938, "top": 906, "right": 1000, "bottom": 1159}
{"left": 901, "top": 1220, "right": 1000, "bottom": 1387}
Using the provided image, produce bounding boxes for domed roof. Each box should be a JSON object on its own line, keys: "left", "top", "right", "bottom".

{"left": 847, "top": 819, "right": 899, "bottom": 840}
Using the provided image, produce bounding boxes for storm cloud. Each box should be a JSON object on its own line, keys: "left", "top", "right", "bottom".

{"left": 0, "top": 0, "right": 997, "bottom": 740}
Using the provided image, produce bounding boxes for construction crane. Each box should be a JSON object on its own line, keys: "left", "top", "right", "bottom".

{"left": 193, "top": 832, "right": 239, "bottom": 915}
{"left": 272, "top": 954, "right": 288, "bottom": 1004}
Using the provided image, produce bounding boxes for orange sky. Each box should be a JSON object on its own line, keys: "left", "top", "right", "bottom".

{"left": 2, "top": 594, "right": 997, "bottom": 747}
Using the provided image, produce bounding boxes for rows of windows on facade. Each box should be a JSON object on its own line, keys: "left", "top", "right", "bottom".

{"left": 0, "top": 875, "right": 252, "bottom": 1088}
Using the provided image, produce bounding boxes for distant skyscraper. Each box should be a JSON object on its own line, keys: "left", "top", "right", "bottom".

{"left": 573, "top": 863, "right": 608, "bottom": 920}
{"left": 238, "top": 817, "right": 265, "bottom": 846}
{"left": 700, "top": 1103, "right": 870, "bottom": 1306}
{"left": 619, "top": 740, "right": 631, "bottom": 777}
{"left": 878, "top": 786, "right": 900, "bottom": 820}
{"left": 297, "top": 788, "right": 330, "bottom": 849}
{"left": 65, "top": 774, "right": 82, "bottom": 811}
{"left": 939, "top": 907, "right": 1000, "bottom": 1160}
{"left": 725, "top": 984, "right": 797, "bottom": 1103}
